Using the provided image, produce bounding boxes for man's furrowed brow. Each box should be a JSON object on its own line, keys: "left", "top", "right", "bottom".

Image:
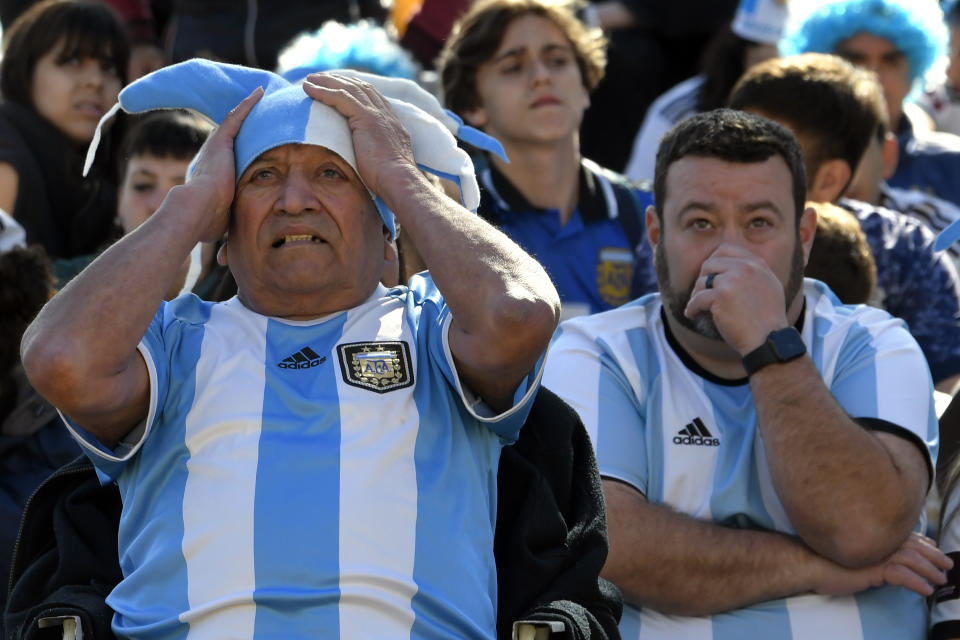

{"left": 741, "top": 200, "right": 785, "bottom": 216}
{"left": 677, "top": 201, "right": 715, "bottom": 216}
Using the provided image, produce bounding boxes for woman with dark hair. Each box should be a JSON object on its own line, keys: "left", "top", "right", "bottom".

{"left": 0, "top": 0, "right": 129, "bottom": 272}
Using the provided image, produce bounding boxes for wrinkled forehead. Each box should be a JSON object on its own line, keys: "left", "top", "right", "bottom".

{"left": 245, "top": 142, "right": 362, "bottom": 183}
{"left": 234, "top": 86, "right": 360, "bottom": 186}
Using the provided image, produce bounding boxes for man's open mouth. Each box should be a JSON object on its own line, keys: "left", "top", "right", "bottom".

{"left": 272, "top": 234, "right": 323, "bottom": 248}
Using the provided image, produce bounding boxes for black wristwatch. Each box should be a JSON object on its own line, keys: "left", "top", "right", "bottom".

{"left": 742, "top": 327, "right": 806, "bottom": 376}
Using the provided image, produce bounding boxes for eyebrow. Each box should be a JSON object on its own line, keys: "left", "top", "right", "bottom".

{"left": 493, "top": 42, "right": 572, "bottom": 63}
{"left": 677, "top": 200, "right": 785, "bottom": 217}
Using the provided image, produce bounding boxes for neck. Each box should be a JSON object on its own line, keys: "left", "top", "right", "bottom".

{"left": 663, "top": 291, "right": 806, "bottom": 380}
{"left": 237, "top": 282, "right": 381, "bottom": 321}
{"left": 490, "top": 136, "right": 581, "bottom": 224}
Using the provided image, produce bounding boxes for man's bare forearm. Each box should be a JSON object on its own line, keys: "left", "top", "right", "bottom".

{"left": 603, "top": 481, "right": 827, "bottom": 615}
{"left": 604, "top": 481, "right": 948, "bottom": 616}
{"left": 379, "top": 167, "right": 560, "bottom": 408}
{"left": 749, "top": 356, "right": 928, "bottom": 565}
{"left": 21, "top": 186, "right": 209, "bottom": 441}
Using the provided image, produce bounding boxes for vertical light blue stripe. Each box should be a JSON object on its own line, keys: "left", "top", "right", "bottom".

{"left": 828, "top": 322, "right": 879, "bottom": 419}
{"left": 713, "top": 599, "right": 792, "bottom": 640}
{"left": 252, "top": 316, "right": 347, "bottom": 637}
{"left": 856, "top": 585, "right": 927, "bottom": 639}
{"left": 409, "top": 304, "right": 501, "bottom": 639}
{"left": 111, "top": 297, "right": 212, "bottom": 639}
{"left": 707, "top": 385, "right": 777, "bottom": 531}
{"left": 618, "top": 605, "right": 642, "bottom": 639}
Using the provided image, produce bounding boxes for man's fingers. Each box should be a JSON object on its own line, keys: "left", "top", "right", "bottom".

{"left": 883, "top": 563, "right": 935, "bottom": 596}
{"left": 898, "top": 532, "right": 954, "bottom": 572}
{"left": 219, "top": 86, "right": 264, "bottom": 138}
{"left": 303, "top": 73, "right": 390, "bottom": 118}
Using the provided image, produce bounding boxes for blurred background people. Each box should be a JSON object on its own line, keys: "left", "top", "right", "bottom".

{"left": 0, "top": 212, "right": 80, "bottom": 616}
{"left": 624, "top": 0, "right": 788, "bottom": 181}
{"left": 439, "top": 0, "right": 656, "bottom": 320}
{"left": 804, "top": 200, "right": 877, "bottom": 305}
{"left": 0, "top": 0, "right": 128, "bottom": 284}
{"left": 782, "top": 0, "right": 960, "bottom": 208}
{"left": 114, "top": 109, "right": 223, "bottom": 300}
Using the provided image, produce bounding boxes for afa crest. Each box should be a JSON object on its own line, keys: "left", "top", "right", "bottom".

{"left": 337, "top": 341, "right": 414, "bottom": 393}
{"left": 596, "top": 247, "right": 633, "bottom": 308}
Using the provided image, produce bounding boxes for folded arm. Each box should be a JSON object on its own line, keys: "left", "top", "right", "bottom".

{"left": 603, "top": 480, "right": 950, "bottom": 616}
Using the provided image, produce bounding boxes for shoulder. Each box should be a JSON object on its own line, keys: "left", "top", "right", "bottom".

{"left": 840, "top": 198, "right": 936, "bottom": 245}
{"left": 647, "top": 75, "right": 704, "bottom": 124}
{"left": 552, "top": 295, "right": 660, "bottom": 355}
{"left": 805, "top": 279, "right": 915, "bottom": 348}
{"left": 904, "top": 127, "right": 960, "bottom": 155}
{"left": 581, "top": 158, "right": 654, "bottom": 207}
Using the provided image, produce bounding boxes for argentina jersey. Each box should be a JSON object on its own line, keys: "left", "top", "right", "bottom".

{"left": 543, "top": 279, "right": 938, "bottom": 640}
{"left": 64, "top": 275, "right": 542, "bottom": 639}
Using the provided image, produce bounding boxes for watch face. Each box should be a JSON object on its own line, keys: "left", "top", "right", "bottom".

{"left": 770, "top": 328, "right": 806, "bottom": 360}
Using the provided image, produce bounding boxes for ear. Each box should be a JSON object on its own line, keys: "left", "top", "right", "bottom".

{"left": 798, "top": 204, "right": 818, "bottom": 264}
{"left": 645, "top": 205, "right": 661, "bottom": 249}
{"left": 808, "top": 158, "right": 852, "bottom": 202}
{"left": 881, "top": 132, "right": 899, "bottom": 181}
{"left": 463, "top": 106, "right": 488, "bottom": 129}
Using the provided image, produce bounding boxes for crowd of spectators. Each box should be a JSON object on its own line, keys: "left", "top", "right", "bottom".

{"left": 5, "top": 0, "right": 960, "bottom": 639}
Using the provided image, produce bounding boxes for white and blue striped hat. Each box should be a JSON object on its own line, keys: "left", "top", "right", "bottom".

{"left": 84, "top": 58, "right": 507, "bottom": 239}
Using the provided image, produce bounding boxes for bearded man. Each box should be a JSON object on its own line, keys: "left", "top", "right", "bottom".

{"left": 542, "top": 108, "right": 949, "bottom": 639}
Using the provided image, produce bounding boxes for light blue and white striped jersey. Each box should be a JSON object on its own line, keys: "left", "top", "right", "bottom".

{"left": 543, "top": 279, "right": 938, "bottom": 640}
{"left": 65, "top": 276, "right": 543, "bottom": 639}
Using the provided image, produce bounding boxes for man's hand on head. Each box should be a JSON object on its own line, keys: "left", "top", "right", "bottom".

{"left": 684, "top": 243, "right": 791, "bottom": 354}
{"left": 182, "top": 86, "right": 263, "bottom": 243}
{"left": 302, "top": 73, "right": 418, "bottom": 200}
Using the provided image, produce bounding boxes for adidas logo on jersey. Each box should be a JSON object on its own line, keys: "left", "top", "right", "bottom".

{"left": 278, "top": 346, "right": 326, "bottom": 369}
{"left": 673, "top": 417, "right": 719, "bottom": 446}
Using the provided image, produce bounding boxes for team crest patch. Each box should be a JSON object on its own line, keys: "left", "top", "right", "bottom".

{"left": 337, "top": 341, "right": 414, "bottom": 393}
{"left": 596, "top": 247, "right": 633, "bottom": 308}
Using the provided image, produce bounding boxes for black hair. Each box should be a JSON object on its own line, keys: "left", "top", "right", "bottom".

{"left": 727, "top": 53, "right": 885, "bottom": 191}
{"left": 1, "top": 0, "right": 129, "bottom": 108}
{"left": 653, "top": 108, "right": 807, "bottom": 224}
{"left": 117, "top": 110, "right": 212, "bottom": 183}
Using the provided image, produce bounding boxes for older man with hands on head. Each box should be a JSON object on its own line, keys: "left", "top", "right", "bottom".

{"left": 20, "top": 60, "right": 559, "bottom": 640}
{"left": 542, "top": 108, "right": 949, "bottom": 639}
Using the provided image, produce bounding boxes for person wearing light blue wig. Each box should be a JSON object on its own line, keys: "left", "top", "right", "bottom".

{"left": 782, "top": 0, "right": 960, "bottom": 208}
{"left": 276, "top": 19, "right": 419, "bottom": 83}
{"left": 20, "top": 59, "right": 561, "bottom": 639}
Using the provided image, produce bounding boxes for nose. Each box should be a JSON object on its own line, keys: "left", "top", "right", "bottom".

{"left": 529, "top": 58, "right": 551, "bottom": 86}
{"left": 79, "top": 60, "right": 106, "bottom": 87}
{"left": 276, "top": 169, "right": 319, "bottom": 215}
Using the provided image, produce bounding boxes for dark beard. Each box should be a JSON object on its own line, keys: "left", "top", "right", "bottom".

{"left": 655, "top": 237, "right": 806, "bottom": 341}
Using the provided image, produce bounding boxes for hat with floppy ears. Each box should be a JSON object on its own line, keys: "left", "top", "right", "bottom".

{"left": 84, "top": 58, "right": 507, "bottom": 240}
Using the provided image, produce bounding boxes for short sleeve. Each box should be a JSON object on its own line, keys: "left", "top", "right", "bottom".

{"left": 61, "top": 302, "right": 171, "bottom": 483}
{"left": 827, "top": 310, "right": 938, "bottom": 474}
{"left": 404, "top": 273, "right": 545, "bottom": 443}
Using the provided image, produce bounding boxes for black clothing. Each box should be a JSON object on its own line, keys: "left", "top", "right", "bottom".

{"left": 0, "top": 102, "right": 119, "bottom": 260}
{"left": 1, "top": 366, "right": 81, "bottom": 619}
{"left": 496, "top": 387, "right": 623, "bottom": 639}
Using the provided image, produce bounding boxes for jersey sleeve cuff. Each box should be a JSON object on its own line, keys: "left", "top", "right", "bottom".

{"left": 61, "top": 341, "right": 159, "bottom": 481}
{"left": 440, "top": 312, "right": 546, "bottom": 442}
{"left": 854, "top": 416, "right": 934, "bottom": 491}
